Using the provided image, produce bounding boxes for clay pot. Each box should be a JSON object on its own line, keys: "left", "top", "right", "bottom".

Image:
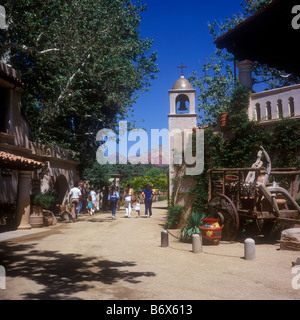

{"left": 219, "top": 112, "right": 229, "bottom": 130}
{"left": 225, "top": 175, "right": 239, "bottom": 183}
{"left": 200, "top": 218, "right": 223, "bottom": 245}
{"left": 220, "top": 175, "right": 239, "bottom": 185}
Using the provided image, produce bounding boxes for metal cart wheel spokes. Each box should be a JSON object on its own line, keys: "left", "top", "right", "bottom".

{"left": 207, "top": 194, "right": 240, "bottom": 241}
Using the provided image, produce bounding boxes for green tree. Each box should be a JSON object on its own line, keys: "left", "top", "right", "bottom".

{"left": 129, "top": 176, "right": 152, "bottom": 192}
{"left": 82, "top": 161, "right": 147, "bottom": 190}
{"left": 0, "top": 0, "right": 158, "bottom": 165}
{"left": 128, "top": 173, "right": 167, "bottom": 192}
{"left": 144, "top": 167, "right": 161, "bottom": 177}
{"left": 82, "top": 162, "right": 113, "bottom": 191}
{"left": 152, "top": 174, "right": 168, "bottom": 191}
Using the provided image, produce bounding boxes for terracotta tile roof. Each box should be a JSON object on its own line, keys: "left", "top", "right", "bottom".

{"left": 0, "top": 151, "right": 45, "bottom": 170}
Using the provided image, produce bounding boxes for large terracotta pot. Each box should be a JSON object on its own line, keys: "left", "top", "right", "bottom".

{"left": 225, "top": 175, "right": 239, "bottom": 183}
{"left": 200, "top": 218, "right": 223, "bottom": 245}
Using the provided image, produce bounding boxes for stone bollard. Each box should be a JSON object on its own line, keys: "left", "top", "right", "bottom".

{"left": 244, "top": 238, "right": 256, "bottom": 260}
{"left": 161, "top": 230, "right": 169, "bottom": 247}
{"left": 192, "top": 233, "right": 202, "bottom": 253}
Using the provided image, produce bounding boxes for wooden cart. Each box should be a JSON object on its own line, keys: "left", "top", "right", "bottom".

{"left": 207, "top": 147, "right": 300, "bottom": 240}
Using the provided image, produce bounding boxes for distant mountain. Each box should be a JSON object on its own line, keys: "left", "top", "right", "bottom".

{"left": 106, "top": 152, "right": 127, "bottom": 164}
{"left": 129, "top": 144, "right": 169, "bottom": 165}
{"left": 106, "top": 144, "right": 169, "bottom": 165}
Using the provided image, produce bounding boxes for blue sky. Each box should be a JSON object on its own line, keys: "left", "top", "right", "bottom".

{"left": 125, "top": 0, "right": 244, "bottom": 150}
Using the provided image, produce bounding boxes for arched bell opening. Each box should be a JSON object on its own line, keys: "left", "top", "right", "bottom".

{"left": 176, "top": 94, "right": 189, "bottom": 114}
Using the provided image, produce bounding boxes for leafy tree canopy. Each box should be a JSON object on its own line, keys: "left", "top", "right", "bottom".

{"left": 0, "top": 0, "right": 158, "bottom": 165}
{"left": 82, "top": 161, "right": 168, "bottom": 192}
{"left": 128, "top": 174, "right": 167, "bottom": 192}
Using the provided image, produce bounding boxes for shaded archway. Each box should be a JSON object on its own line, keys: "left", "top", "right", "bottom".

{"left": 54, "top": 175, "right": 69, "bottom": 205}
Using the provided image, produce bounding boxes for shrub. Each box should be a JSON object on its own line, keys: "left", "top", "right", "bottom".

{"left": 180, "top": 211, "right": 206, "bottom": 242}
{"left": 33, "top": 193, "right": 56, "bottom": 211}
{"left": 165, "top": 205, "right": 184, "bottom": 229}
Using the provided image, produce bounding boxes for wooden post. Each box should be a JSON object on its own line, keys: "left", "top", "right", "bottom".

{"left": 237, "top": 169, "right": 240, "bottom": 209}
{"left": 208, "top": 170, "right": 212, "bottom": 202}
{"left": 222, "top": 171, "right": 226, "bottom": 195}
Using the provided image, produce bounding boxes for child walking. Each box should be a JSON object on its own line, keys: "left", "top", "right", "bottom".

{"left": 86, "top": 195, "right": 93, "bottom": 216}
{"left": 135, "top": 198, "right": 141, "bottom": 218}
{"left": 89, "top": 187, "right": 97, "bottom": 213}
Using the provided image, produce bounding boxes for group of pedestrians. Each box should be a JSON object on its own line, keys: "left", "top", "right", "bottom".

{"left": 68, "top": 181, "right": 155, "bottom": 220}
{"left": 68, "top": 182, "right": 98, "bottom": 219}
{"left": 108, "top": 183, "right": 154, "bottom": 219}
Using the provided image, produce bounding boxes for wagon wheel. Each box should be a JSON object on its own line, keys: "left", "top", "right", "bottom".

{"left": 207, "top": 194, "right": 239, "bottom": 241}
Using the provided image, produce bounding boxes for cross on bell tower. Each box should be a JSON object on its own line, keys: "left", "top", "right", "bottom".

{"left": 168, "top": 64, "right": 196, "bottom": 115}
{"left": 177, "top": 62, "right": 187, "bottom": 77}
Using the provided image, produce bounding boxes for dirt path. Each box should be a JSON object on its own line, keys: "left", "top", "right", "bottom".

{"left": 0, "top": 200, "right": 300, "bottom": 300}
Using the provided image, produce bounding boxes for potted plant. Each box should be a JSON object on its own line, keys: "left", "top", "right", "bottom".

{"left": 180, "top": 211, "right": 206, "bottom": 242}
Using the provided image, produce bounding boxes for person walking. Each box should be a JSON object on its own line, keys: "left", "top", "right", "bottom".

{"left": 122, "top": 183, "right": 134, "bottom": 218}
{"left": 134, "top": 198, "right": 141, "bottom": 218}
{"left": 142, "top": 184, "right": 154, "bottom": 217}
{"left": 78, "top": 182, "right": 86, "bottom": 215}
{"left": 69, "top": 182, "right": 82, "bottom": 220}
{"left": 108, "top": 186, "right": 119, "bottom": 218}
{"left": 86, "top": 195, "right": 93, "bottom": 216}
{"left": 89, "top": 187, "right": 97, "bottom": 214}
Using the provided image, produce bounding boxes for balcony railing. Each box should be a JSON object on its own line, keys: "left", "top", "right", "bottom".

{"left": 248, "top": 84, "right": 300, "bottom": 122}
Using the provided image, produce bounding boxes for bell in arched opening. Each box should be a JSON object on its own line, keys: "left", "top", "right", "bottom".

{"left": 178, "top": 99, "right": 187, "bottom": 111}
{"left": 176, "top": 94, "right": 189, "bottom": 113}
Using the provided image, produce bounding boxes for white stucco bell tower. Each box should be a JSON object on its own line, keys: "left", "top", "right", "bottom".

{"left": 168, "top": 65, "right": 197, "bottom": 197}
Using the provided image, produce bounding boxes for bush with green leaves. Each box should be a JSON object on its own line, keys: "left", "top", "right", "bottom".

{"left": 165, "top": 205, "right": 184, "bottom": 229}
{"left": 33, "top": 193, "right": 57, "bottom": 211}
